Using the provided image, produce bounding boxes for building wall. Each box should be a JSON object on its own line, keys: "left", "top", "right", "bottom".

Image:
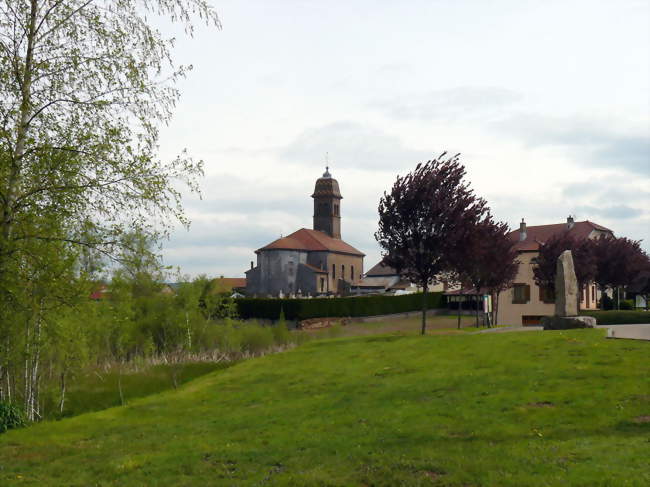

{"left": 498, "top": 251, "right": 555, "bottom": 325}
{"left": 499, "top": 250, "right": 603, "bottom": 325}
{"left": 247, "top": 249, "right": 309, "bottom": 297}
{"left": 325, "top": 252, "right": 364, "bottom": 293}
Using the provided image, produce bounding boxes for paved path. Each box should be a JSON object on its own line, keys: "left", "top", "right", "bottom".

{"left": 476, "top": 323, "right": 650, "bottom": 341}
{"left": 602, "top": 324, "right": 650, "bottom": 341}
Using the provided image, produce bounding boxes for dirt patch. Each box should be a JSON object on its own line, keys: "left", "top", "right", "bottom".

{"left": 423, "top": 470, "right": 445, "bottom": 481}
{"left": 527, "top": 401, "right": 555, "bottom": 408}
{"left": 299, "top": 318, "right": 349, "bottom": 330}
{"left": 633, "top": 415, "right": 650, "bottom": 423}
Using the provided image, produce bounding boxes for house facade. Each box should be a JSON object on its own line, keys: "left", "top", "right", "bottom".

{"left": 245, "top": 168, "right": 365, "bottom": 297}
{"left": 499, "top": 217, "right": 613, "bottom": 326}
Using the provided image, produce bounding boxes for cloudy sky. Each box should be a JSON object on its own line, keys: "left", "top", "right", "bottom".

{"left": 156, "top": 0, "right": 649, "bottom": 278}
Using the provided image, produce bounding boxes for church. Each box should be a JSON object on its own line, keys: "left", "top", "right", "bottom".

{"left": 245, "top": 168, "right": 365, "bottom": 297}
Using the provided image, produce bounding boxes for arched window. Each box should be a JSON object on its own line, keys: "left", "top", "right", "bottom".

{"left": 342, "top": 264, "right": 345, "bottom": 280}
{"left": 332, "top": 263, "right": 336, "bottom": 279}
{"left": 351, "top": 265, "right": 354, "bottom": 281}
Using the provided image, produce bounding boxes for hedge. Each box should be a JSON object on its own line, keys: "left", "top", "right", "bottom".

{"left": 235, "top": 292, "right": 445, "bottom": 321}
{"left": 579, "top": 310, "right": 650, "bottom": 325}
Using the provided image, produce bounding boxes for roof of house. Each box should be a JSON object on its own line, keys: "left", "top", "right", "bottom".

{"left": 257, "top": 228, "right": 365, "bottom": 256}
{"left": 508, "top": 220, "right": 613, "bottom": 252}
{"left": 365, "top": 260, "right": 399, "bottom": 277}
{"left": 210, "top": 277, "right": 247, "bottom": 293}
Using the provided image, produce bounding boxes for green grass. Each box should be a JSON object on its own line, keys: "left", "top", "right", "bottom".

{"left": 2, "top": 329, "right": 649, "bottom": 486}
{"left": 39, "top": 362, "right": 233, "bottom": 420}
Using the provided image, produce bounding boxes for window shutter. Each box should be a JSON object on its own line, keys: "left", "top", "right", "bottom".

{"left": 525, "top": 285, "right": 531, "bottom": 303}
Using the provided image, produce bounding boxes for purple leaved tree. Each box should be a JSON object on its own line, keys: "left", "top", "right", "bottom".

{"left": 375, "top": 153, "right": 487, "bottom": 335}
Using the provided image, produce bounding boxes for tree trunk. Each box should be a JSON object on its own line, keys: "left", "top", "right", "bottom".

{"left": 493, "top": 292, "right": 500, "bottom": 327}
{"left": 421, "top": 284, "right": 428, "bottom": 336}
{"left": 59, "top": 371, "right": 66, "bottom": 414}
{"left": 118, "top": 367, "right": 125, "bottom": 406}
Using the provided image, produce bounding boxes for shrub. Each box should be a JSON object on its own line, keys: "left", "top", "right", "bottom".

{"left": 236, "top": 292, "right": 445, "bottom": 321}
{"left": 239, "top": 324, "right": 275, "bottom": 354}
{"left": 619, "top": 299, "right": 634, "bottom": 310}
{"left": 0, "top": 401, "right": 26, "bottom": 434}
{"left": 581, "top": 310, "right": 650, "bottom": 325}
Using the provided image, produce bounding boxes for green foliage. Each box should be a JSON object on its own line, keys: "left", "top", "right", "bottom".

{"left": 235, "top": 292, "right": 445, "bottom": 321}
{"left": 581, "top": 310, "right": 650, "bottom": 325}
{"left": 619, "top": 299, "right": 635, "bottom": 310}
{"left": 600, "top": 293, "right": 615, "bottom": 310}
{"left": 0, "top": 401, "right": 26, "bottom": 433}
{"left": 2, "top": 330, "right": 648, "bottom": 485}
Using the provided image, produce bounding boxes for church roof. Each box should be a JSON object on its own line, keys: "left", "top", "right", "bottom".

{"left": 507, "top": 220, "right": 613, "bottom": 252}
{"left": 257, "top": 228, "right": 365, "bottom": 256}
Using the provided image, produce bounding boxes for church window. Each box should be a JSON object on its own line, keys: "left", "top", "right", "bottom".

{"left": 334, "top": 204, "right": 339, "bottom": 216}
{"left": 351, "top": 265, "right": 354, "bottom": 281}
{"left": 342, "top": 265, "right": 345, "bottom": 280}
{"left": 332, "top": 264, "right": 336, "bottom": 279}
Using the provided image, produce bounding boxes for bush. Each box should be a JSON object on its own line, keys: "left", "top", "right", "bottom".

{"left": 619, "top": 299, "right": 634, "bottom": 310}
{"left": 239, "top": 324, "right": 275, "bottom": 354}
{"left": 580, "top": 310, "right": 650, "bottom": 325}
{"left": 0, "top": 401, "right": 26, "bottom": 434}
{"left": 236, "top": 292, "right": 445, "bottom": 321}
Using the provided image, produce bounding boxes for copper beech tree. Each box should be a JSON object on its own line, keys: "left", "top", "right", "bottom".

{"left": 375, "top": 153, "right": 488, "bottom": 335}
{"left": 452, "top": 217, "right": 518, "bottom": 327}
{"left": 532, "top": 233, "right": 597, "bottom": 315}
{"left": 591, "top": 235, "right": 650, "bottom": 309}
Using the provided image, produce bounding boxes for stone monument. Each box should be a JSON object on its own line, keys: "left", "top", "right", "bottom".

{"left": 541, "top": 250, "right": 597, "bottom": 330}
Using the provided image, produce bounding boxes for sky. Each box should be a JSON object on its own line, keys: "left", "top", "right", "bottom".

{"left": 156, "top": 0, "right": 650, "bottom": 279}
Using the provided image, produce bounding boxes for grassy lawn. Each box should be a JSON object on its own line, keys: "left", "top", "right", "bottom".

{"left": 39, "top": 362, "right": 233, "bottom": 421}
{"left": 1, "top": 329, "right": 649, "bottom": 486}
{"left": 308, "top": 314, "right": 481, "bottom": 338}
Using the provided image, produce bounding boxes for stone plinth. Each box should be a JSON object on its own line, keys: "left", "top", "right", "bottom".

{"left": 541, "top": 315, "right": 597, "bottom": 330}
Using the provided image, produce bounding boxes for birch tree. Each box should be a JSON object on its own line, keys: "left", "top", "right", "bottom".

{"left": 0, "top": 0, "right": 219, "bottom": 414}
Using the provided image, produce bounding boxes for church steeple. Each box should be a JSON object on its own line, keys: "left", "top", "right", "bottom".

{"left": 312, "top": 167, "right": 342, "bottom": 239}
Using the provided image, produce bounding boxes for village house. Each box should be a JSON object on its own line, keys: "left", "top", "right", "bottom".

{"left": 245, "top": 168, "right": 365, "bottom": 297}
{"left": 499, "top": 216, "right": 613, "bottom": 325}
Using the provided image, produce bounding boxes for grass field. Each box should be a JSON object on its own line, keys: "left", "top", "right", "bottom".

{"left": 39, "top": 362, "right": 233, "bottom": 421}
{"left": 1, "top": 328, "right": 649, "bottom": 486}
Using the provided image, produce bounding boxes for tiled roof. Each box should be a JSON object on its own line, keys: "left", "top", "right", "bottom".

{"left": 365, "top": 260, "right": 399, "bottom": 277}
{"left": 257, "top": 228, "right": 365, "bottom": 256}
{"left": 210, "top": 277, "right": 247, "bottom": 293}
{"left": 508, "top": 220, "right": 613, "bottom": 252}
{"left": 301, "top": 263, "right": 328, "bottom": 274}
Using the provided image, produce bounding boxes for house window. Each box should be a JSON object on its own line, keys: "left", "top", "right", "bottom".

{"left": 513, "top": 283, "right": 530, "bottom": 304}
{"left": 320, "top": 278, "right": 325, "bottom": 292}
{"left": 539, "top": 285, "right": 555, "bottom": 303}
{"left": 332, "top": 264, "right": 335, "bottom": 279}
{"left": 351, "top": 265, "right": 354, "bottom": 281}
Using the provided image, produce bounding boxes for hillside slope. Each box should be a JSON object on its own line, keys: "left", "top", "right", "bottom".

{"left": 1, "top": 329, "right": 649, "bottom": 486}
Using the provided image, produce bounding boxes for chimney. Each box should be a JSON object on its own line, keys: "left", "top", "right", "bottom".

{"left": 567, "top": 215, "right": 575, "bottom": 229}
{"left": 519, "top": 218, "right": 527, "bottom": 241}
{"left": 250, "top": 261, "right": 254, "bottom": 269}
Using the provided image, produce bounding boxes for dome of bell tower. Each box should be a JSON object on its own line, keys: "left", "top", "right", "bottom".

{"left": 311, "top": 166, "right": 342, "bottom": 199}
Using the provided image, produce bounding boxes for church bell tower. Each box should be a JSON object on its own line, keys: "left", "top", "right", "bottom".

{"left": 312, "top": 167, "right": 342, "bottom": 239}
